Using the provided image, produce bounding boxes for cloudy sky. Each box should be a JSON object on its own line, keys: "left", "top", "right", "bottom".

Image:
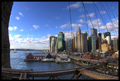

{"left": 9, "top": 1, "right": 118, "bottom": 50}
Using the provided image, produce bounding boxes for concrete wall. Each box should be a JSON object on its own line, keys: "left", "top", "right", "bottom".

{"left": 1, "top": 2, "right": 13, "bottom": 68}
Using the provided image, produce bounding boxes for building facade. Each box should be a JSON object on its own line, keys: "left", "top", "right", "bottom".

{"left": 72, "top": 33, "right": 75, "bottom": 52}
{"left": 91, "top": 28, "right": 97, "bottom": 53}
{"left": 113, "top": 38, "right": 118, "bottom": 52}
{"left": 76, "top": 27, "right": 88, "bottom": 53}
{"left": 76, "top": 27, "right": 82, "bottom": 52}
{"left": 57, "top": 32, "right": 65, "bottom": 52}
{"left": 75, "top": 35, "right": 77, "bottom": 52}
{"left": 49, "top": 36, "right": 57, "bottom": 53}
{"left": 51, "top": 36, "right": 57, "bottom": 53}
{"left": 81, "top": 33, "right": 88, "bottom": 53}
{"left": 66, "top": 38, "right": 72, "bottom": 52}
{"left": 87, "top": 35, "right": 92, "bottom": 52}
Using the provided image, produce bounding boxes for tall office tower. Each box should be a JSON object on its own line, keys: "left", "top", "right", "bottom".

{"left": 81, "top": 33, "right": 88, "bottom": 53}
{"left": 57, "top": 32, "right": 65, "bottom": 52}
{"left": 113, "top": 38, "right": 118, "bottom": 52}
{"left": 91, "top": 35, "right": 96, "bottom": 53}
{"left": 87, "top": 35, "right": 92, "bottom": 52}
{"left": 2, "top": 2, "right": 13, "bottom": 68}
{"left": 49, "top": 36, "right": 52, "bottom": 52}
{"left": 101, "top": 32, "right": 111, "bottom": 45}
{"left": 76, "top": 27, "right": 81, "bottom": 52}
{"left": 105, "top": 32, "right": 111, "bottom": 45}
{"left": 55, "top": 38, "right": 58, "bottom": 54}
{"left": 91, "top": 28, "right": 97, "bottom": 38}
{"left": 96, "top": 33, "right": 102, "bottom": 50}
{"left": 75, "top": 35, "right": 77, "bottom": 52}
{"left": 91, "top": 28, "right": 97, "bottom": 53}
{"left": 51, "top": 36, "right": 57, "bottom": 53}
{"left": 72, "top": 33, "right": 75, "bottom": 52}
{"left": 66, "top": 38, "right": 72, "bottom": 52}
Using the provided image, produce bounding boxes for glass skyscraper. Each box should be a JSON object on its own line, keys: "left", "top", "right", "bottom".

{"left": 57, "top": 32, "right": 65, "bottom": 52}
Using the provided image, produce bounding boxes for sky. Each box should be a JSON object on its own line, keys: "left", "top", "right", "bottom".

{"left": 8, "top": 1, "right": 119, "bottom": 50}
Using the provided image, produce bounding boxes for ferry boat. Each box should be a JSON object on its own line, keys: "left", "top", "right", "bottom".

{"left": 24, "top": 53, "right": 46, "bottom": 62}
{"left": 55, "top": 54, "right": 71, "bottom": 63}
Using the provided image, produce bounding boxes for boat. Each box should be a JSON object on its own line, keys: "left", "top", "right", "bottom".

{"left": 41, "top": 58, "right": 55, "bottom": 62}
{"left": 14, "top": 49, "right": 17, "bottom": 53}
{"left": 55, "top": 54, "right": 71, "bottom": 63}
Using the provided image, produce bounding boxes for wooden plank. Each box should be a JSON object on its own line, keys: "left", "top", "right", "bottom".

{"left": 79, "top": 69, "right": 118, "bottom": 80}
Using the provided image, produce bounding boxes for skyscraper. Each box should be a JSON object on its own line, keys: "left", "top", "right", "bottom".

{"left": 75, "top": 35, "right": 77, "bottom": 52}
{"left": 66, "top": 38, "right": 72, "bottom": 52}
{"left": 55, "top": 38, "right": 58, "bottom": 54}
{"left": 51, "top": 36, "right": 57, "bottom": 53}
{"left": 76, "top": 27, "right": 81, "bottom": 52}
{"left": 76, "top": 27, "right": 88, "bottom": 53}
{"left": 91, "top": 28, "right": 97, "bottom": 53}
{"left": 87, "top": 35, "right": 92, "bottom": 52}
{"left": 57, "top": 32, "right": 65, "bottom": 52}
{"left": 101, "top": 32, "right": 111, "bottom": 45}
{"left": 49, "top": 36, "right": 57, "bottom": 53}
{"left": 72, "top": 33, "right": 75, "bottom": 52}
{"left": 113, "top": 38, "right": 118, "bottom": 52}
{"left": 81, "top": 33, "right": 88, "bottom": 53}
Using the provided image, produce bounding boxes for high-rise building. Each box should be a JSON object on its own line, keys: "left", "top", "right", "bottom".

{"left": 75, "top": 35, "right": 77, "bottom": 52}
{"left": 101, "top": 32, "right": 111, "bottom": 45}
{"left": 76, "top": 27, "right": 81, "bottom": 52}
{"left": 113, "top": 38, "right": 118, "bottom": 52}
{"left": 55, "top": 38, "right": 58, "bottom": 54}
{"left": 66, "top": 38, "right": 72, "bottom": 52}
{"left": 49, "top": 36, "right": 57, "bottom": 53}
{"left": 87, "top": 35, "right": 92, "bottom": 52}
{"left": 81, "top": 33, "right": 88, "bottom": 53}
{"left": 76, "top": 27, "right": 88, "bottom": 53}
{"left": 57, "top": 32, "right": 65, "bottom": 52}
{"left": 91, "top": 28, "right": 97, "bottom": 53}
{"left": 91, "top": 35, "right": 96, "bottom": 53}
{"left": 91, "top": 28, "right": 97, "bottom": 38}
{"left": 51, "top": 36, "right": 57, "bottom": 53}
{"left": 72, "top": 33, "right": 75, "bottom": 52}
{"left": 96, "top": 33, "right": 102, "bottom": 50}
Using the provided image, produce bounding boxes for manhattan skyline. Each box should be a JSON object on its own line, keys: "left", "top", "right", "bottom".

{"left": 8, "top": 2, "right": 118, "bottom": 50}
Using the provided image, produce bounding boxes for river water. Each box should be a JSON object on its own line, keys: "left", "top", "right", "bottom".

{"left": 10, "top": 50, "right": 93, "bottom": 79}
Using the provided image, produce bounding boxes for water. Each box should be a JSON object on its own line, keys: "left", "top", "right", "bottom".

{"left": 10, "top": 50, "right": 93, "bottom": 79}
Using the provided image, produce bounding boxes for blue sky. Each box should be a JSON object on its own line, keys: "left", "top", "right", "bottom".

{"left": 8, "top": 1, "right": 118, "bottom": 50}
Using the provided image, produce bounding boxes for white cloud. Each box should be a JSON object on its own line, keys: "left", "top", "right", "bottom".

{"left": 33, "top": 25, "right": 39, "bottom": 29}
{"left": 80, "top": 13, "right": 95, "bottom": 18}
{"left": 67, "top": 2, "right": 81, "bottom": 9}
{"left": 9, "top": 35, "right": 50, "bottom": 50}
{"left": 77, "top": 19, "right": 84, "bottom": 23}
{"left": 47, "top": 34, "right": 51, "bottom": 38}
{"left": 8, "top": 26, "right": 17, "bottom": 31}
{"left": 80, "top": 15, "right": 85, "bottom": 18}
{"left": 87, "top": 13, "right": 95, "bottom": 17}
{"left": 14, "top": 35, "right": 21, "bottom": 38}
{"left": 59, "top": 23, "right": 83, "bottom": 30}
{"left": 19, "top": 12, "right": 24, "bottom": 17}
{"left": 20, "top": 29, "right": 24, "bottom": 32}
{"left": 100, "top": 10, "right": 106, "bottom": 14}
{"left": 99, "top": 19, "right": 118, "bottom": 32}
{"left": 87, "top": 19, "right": 102, "bottom": 28}
{"left": 16, "top": 17, "right": 20, "bottom": 20}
